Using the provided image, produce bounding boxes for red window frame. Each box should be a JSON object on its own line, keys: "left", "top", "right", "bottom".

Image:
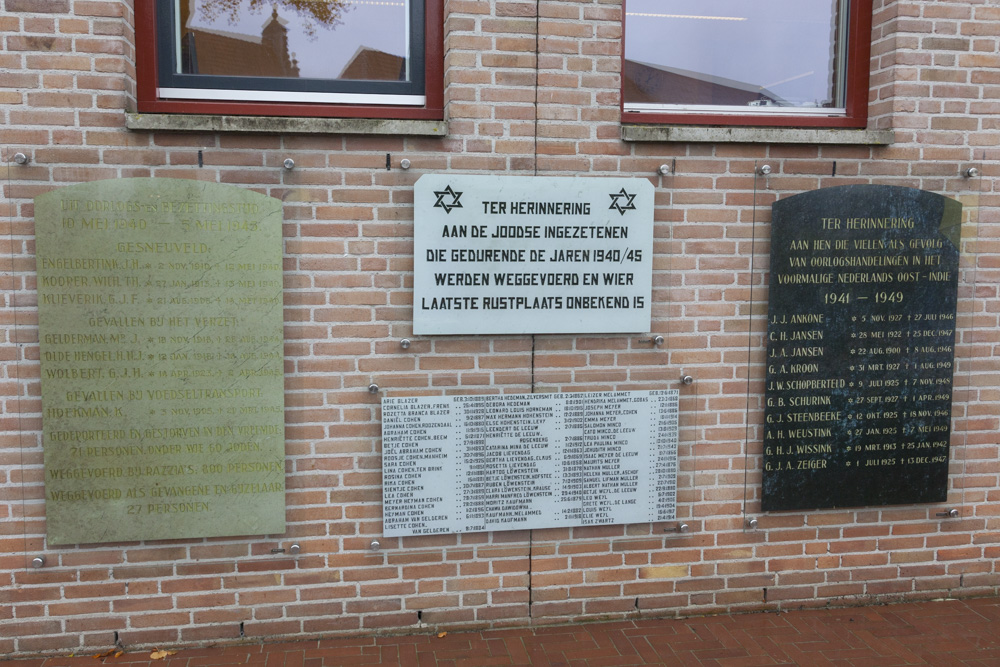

{"left": 134, "top": 0, "right": 444, "bottom": 120}
{"left": 620, "top": 0, "right": 873, "bottom": 129}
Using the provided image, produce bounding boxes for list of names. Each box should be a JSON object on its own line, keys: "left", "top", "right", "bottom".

{"left": 762, "top": 185, "right": 961, "bottom": 511}
{"left": 35, "top": 178, "right": 286, "bottom": 545}
{"left": 382, "top": 390, "right": 679, "bottom": 536}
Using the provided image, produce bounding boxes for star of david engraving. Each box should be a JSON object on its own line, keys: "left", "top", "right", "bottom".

{"left": 433, "top": 185, "right": 463, "bottom": 214}
{"left": 608, "top": 188, "right": 637, "bottom": 216}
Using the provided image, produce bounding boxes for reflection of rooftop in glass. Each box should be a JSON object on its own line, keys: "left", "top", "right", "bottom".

{"left": 624, "top": 59, "right": 788, "bottom": 106}
{"left": 625, "top": 12, "right": 746, "bottom": 21}
{"left": 185, "top": 0, "right": 409, "bottom": 79}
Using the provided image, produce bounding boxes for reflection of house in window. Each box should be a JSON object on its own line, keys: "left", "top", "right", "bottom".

{"left": 339, "top": 47, "right": 406, "bottom": 81}
{"left": 623, "top": 59, "right": 784, "bottom": 107}
{"left": 182, "top": 7, "right": 300, "bottom": 78}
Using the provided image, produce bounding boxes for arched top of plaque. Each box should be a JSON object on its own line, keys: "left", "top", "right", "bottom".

{"left": 35, "top": 177, "right": 283, "bottom": 230}
{"left": 772, "top": 184, "right": 962, "bottom": 251}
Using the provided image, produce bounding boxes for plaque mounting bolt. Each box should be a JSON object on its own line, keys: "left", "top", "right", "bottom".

{"left": 369, "top": 540, "right": 381, "bottom": 552}
{"left": 658, "top": 164, "right": 671, "bottom": 175}
{"left": 13, "top": 152, "right": 28, "bottom": 165}
{"left": 936, "top": 508, "right": 959, "bottom": 518}
{"left": 400, "top": 158, "right": 411, "bottom": 170}
{"left": 746, "top": 517, "right": 758, "bottom": 530}
{"left": 400, "top": 338, "right": 411, "bottom": 350}
{"left": 756, "top": 164, "right": 772, "bottom": 176}
{"left": 964, "top": 167, "right": 980, "bottom": 178}
{"left": 31, "top": 556, "right": 45, "bottom": 569}
{"left": 680, "top": 374, "right": 694, "bottom": 386}
{"left": 283, "top": 158, "right": 295, "bottom": 170}
{"left": 368, "top": 383, "right": 379, "bottom": 394}
{"left": 288, "top": 543, "right": 301, "bottom": 555}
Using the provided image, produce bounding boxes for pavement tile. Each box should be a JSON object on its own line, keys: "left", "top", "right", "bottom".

{"left": 711, "top": 657, "right": 785, "bottom": 667}
{"left": 600, "top": 629, "right": 639, "bottom": 659}
{"left": 626, "top": 636, "right": 664, "bottom": 664}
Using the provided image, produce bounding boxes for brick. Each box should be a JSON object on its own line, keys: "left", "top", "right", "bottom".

{"left": 5, "top": 0, "right": 69, "bottom": 12}
{"left": 639, "top": 566, "right": 689, "bottom": 580}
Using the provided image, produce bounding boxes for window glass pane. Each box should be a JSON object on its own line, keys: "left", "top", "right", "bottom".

{"left": 624, "top": 0, "right": 846, "bottom": 110}
{"left": 175, "top": 0, "right": 410, "bottom": 82}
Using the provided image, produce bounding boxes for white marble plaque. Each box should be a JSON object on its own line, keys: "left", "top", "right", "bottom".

{"left": 381, "top": 390, "right": 679, "bottom": 537}
{"left": 413, "top": 175, "right": 654, "bottom": 334}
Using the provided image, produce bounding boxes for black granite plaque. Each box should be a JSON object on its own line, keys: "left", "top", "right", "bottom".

{"left": 762, "top": 185, "right": 961, "bottom": 511}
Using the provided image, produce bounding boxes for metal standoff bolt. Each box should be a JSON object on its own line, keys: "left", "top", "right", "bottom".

{"left": 676, "top": 523, "right": 689, "bottom": 533}
{"left": 746, "top": 518, "right": 758, "bottom": 530}
{"left": 283, "top": 158, "right": 295, "bottom": 170}
{"left": 964, "top": 167, "right": 980, "bottom": 178}
{"left": 399, "top": 158, "right": 411, "bottom": 170}
{"left": 680, "top": 374, "right": 694, "bottom": 386}
{"left": 288, "top": 543, "right": 301, "bottom": 555}
{"left": 756, "top": 164, "right": 772, "bottom": 176}
{"left": 368, "top": 383, "right": 379, "bottom": 394}
{"left": 936, "top": 508, "right": 959, "bottom": 518}
{"left": 31, "top": 556, "right": 45, "bottom": 569}
{"left": 13, "top": 152, "right": 28, "bottom": 165}
{"left": 369, "top": 540, "right": 381, "bottom": 552}
{"left": 652, "top": 335, "right": 664, "bottom": 347}
{"left": 400, "top": 338, "right": 411, "bottom": 350}
{"left": 658, "top": 164, "right": 671, "bottom": 175}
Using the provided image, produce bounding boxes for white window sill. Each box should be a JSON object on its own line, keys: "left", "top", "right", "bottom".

{"left": 621, "top": 125, "right": 894, "bottom": 145}
{"left": 126, "top": 113, "right": 447, "bottom": 136}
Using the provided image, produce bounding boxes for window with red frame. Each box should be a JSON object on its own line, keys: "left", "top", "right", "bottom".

{"left": 622, "top": 0, "right": 872, "bottom": 128}
{"left": 135, "top": 0, "right": 442, "bottom": 119}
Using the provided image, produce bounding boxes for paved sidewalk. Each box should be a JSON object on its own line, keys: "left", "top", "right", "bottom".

{"left": 3, "top": 597, "right": 1000, "bottom": 666}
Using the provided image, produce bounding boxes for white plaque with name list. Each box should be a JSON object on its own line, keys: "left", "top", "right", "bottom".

{"left": 413, "top": 174, "right": 654, "bottom": 334}
{"left": 381, "top": 390, "right": 678, "bottom": 537}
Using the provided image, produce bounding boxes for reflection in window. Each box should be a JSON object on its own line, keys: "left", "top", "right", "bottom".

{"left": 175, "top": 0, "right": 409, "bottom": 82}
{"left": 624, "top": 0, "right": 848, "bottom": 114}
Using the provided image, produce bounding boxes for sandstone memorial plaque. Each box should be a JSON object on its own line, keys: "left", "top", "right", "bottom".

{"left": 762, "top": 185, "right": 961, "bottom": 511}
{"left": 381, "top": 390, "right": 679, "bottom": 537}
{"left": 35, "top": 178, "right": 286, "bottom": 544}
{"left": 413, "top": 175, "right": 654, "bottom": 335}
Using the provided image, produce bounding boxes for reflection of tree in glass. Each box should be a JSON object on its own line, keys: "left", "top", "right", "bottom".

{"left": 194, "top": 0, "right": 351, "bottom": 38}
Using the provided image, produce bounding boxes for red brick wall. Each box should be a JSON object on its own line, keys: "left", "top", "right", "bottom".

{"left": 2, "top": 0, "right": 999, "bottom": 656}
